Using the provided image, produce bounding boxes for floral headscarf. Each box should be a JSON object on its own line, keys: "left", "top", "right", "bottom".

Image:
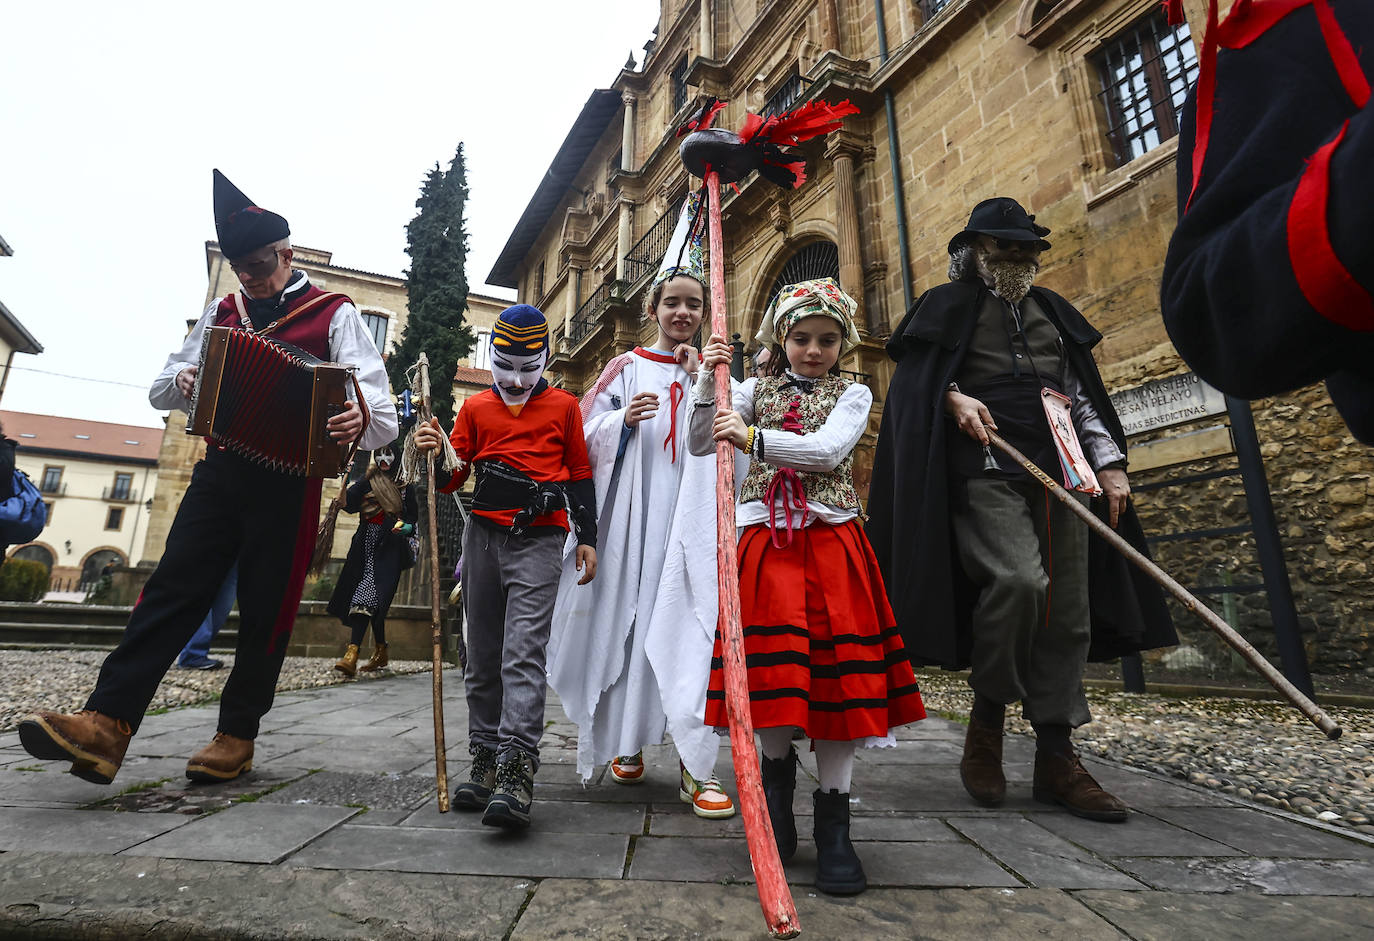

{"left": 754, "top": 277, "right": 862, "bottom": 354}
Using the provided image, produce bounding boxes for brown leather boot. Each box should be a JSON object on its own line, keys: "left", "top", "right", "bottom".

{"left": 186, "top": 732, "right": 254, "bottom": 783}
{"left": 960, "top": 713, "right": 1006, "bottom": 806}
{"left": 358, "top": 643, "right": 389, "bottom": 673}
{"left": 334, "top": 644, "right": 359, "bottom": 677}
{"left": 18, "top": 710, "right": 132, "bottom": 785}
{"left": 1033, "top": 750, "right": 1129, "bottom": 822}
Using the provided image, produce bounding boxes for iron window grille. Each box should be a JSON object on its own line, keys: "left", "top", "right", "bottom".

{"left": 1093, "top": 10, "right": 1199, "bottom": 168}
{"left": 671, "top": 56, "right": 689, "bottom": 115}
{"left": 767, "top": 241, "right": 840, "bottom": 309}
{"left": 763, "top": 72, "right": 803, "bottom": 117}
{"left": 919, "top": 0, "right": 955, "bottom": 21}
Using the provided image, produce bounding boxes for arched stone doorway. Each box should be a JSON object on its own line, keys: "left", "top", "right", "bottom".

{"left": 11, "top": 545, "right": 54, "bottom": 572}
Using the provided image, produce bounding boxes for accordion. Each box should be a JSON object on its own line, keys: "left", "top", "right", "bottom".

{"left": 187, "top": 326, "right": 353, "bottom": 477}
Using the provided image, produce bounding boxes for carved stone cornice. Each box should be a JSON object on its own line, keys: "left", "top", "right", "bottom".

{"left": 824, "top": 130, "right": 867, "bottom": 162}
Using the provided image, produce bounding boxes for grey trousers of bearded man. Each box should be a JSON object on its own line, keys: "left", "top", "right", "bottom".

{"left": 951, "top": 476, "right": 1093, "bottom": 728}
{"left": 460, "top": 517, "right": 565, "bottom": 770}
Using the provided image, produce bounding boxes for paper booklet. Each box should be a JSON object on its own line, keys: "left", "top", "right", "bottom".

{"left": 1040, "top": 388, "right": 1102, "bottom": 495}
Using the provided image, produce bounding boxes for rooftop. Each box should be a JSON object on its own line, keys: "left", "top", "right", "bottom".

{"left": 0, "top": 410, "right": 163, "bottom": 463}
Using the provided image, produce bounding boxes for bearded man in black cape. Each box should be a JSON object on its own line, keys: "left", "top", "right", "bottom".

{"left": 866, "top": 198, "right": 1175, "bottom": 822}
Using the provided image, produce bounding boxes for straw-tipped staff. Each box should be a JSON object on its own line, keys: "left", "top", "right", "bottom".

{"left": 414, "top": 353, "right": 451, "bottom": 810}
{"left": 986, "top": 431, "right": 1342, "bottom": 741}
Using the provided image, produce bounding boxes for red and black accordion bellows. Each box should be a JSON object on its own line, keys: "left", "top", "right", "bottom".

{"left": 187, "top": 326, "right": 351, "bottom": 477}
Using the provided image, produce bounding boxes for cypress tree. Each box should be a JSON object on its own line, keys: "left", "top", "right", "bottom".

{"left": 388, "top": 144, "right": 475, "bottom": 428}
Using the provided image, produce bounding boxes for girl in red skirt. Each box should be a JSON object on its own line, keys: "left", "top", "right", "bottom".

{"left": 688, "top": 277, "right": 925, "bottom": 895}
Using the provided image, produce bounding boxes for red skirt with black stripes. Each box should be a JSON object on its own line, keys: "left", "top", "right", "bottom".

{"left": 704, "top": 519, "right": 926, "bottom": 741}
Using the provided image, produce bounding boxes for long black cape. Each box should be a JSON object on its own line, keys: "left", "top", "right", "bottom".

{"left": 865, "top": 280, "right": 1176, "bottom": 670}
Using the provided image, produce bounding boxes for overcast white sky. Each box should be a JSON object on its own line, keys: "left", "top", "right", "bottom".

{"left": 0, "top": 0, "right": 658, "bottom": 429}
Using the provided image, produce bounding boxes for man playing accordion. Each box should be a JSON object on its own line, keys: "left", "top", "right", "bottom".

{"left": 18, "top": 170, "right": 398, "bottom": 784}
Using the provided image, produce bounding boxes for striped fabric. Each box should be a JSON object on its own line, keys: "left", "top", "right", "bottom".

{"left": 705, "top": 520, "right": 925, "bottom": 740}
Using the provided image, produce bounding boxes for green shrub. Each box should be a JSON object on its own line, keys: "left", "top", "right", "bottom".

{"left": 0, "top": 558, "right": 49, "bottom": 602}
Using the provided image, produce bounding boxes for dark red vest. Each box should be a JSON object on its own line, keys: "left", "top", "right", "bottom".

{"left": 214, "top": 283, "right": 350, "bottom": 359}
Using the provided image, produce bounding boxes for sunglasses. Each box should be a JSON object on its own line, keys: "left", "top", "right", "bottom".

{"left": 227, "top": 250, "right": 283, "bottom": 279}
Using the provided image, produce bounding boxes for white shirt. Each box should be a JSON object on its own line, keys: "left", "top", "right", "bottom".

{"left": 688, "top": 370, "right": 872, "bottom": 528}
{"left": 150, "top": 272, "right": 398, "bottom": 452}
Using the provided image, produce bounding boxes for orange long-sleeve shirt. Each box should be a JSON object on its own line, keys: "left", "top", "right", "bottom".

{"left": 440, "top": 386, "right": 592, "bottom": 531}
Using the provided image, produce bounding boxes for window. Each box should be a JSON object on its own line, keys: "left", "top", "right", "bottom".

{"left": 40, "top": 466, "right": 63, "bottom": 493}
{"left": 763, "top": 72, "right": 803, "bottom": 118}
{"left": 42, "top": 501, "right": 53, "bottom": 524}
{"left": 534, "top": 261, "right": 546, "bottom": 301}
{"left": 671, "top": 56, "right": 689, "bottom": 115}
{"left": 110, "top": 472, "right": 133, "bottom": 501}
{"left": 920, "top": 0, "right": 955, "bottom": 20}
{"left": 607, "top": 149, "right": 623, "bottom": 182}
{"left": 360, "top": 311, "right": 389, "bottom": 354}
{"left": 13, "top": 545, "right": 54, "bottom": 571}
{"left": 1092, "top": 10, "right": 1198, "bottom": 167}
{"left": 472, "top": 330, "right": 492, "bottom": 370}
{"left": 105, "top": 507, "right": 124, "bottom": 530}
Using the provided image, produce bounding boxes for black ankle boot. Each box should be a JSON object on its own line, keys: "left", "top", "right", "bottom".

{"left": 812, "top": 788, "right": 866, "bottom": 895}
{"left": 760, "top": 747, "right": 798, "bottom": 861}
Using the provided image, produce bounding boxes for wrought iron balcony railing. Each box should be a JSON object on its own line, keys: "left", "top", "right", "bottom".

{"left": 568, "top": 281, "right": 616, "bottom": 346}
{"left": 623, "top": 198, "right": 686, "bottom": 287}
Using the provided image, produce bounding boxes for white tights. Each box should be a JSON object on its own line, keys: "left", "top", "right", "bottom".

{"left": 756, "top": 727, "right": 855, "bottom": 794}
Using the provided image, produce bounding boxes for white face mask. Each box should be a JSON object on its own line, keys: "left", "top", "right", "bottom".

{"left": 490, "top": 347, "right": 548, "bottom": 406}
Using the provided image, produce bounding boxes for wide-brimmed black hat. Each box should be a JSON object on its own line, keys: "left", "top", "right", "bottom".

{"left": 947, "top": 197, "right": 1051, "bottom": 255}
{"left": 213, "top": 169, "right": 290, "bottom": 259}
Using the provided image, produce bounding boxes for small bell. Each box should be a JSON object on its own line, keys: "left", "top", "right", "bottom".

{"left": 981, "top": 445, "right": 999, "bottom": 473}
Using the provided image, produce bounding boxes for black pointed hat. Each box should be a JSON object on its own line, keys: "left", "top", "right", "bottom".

{"left": 213, "top": 169, "right": 289, "bottom": 259}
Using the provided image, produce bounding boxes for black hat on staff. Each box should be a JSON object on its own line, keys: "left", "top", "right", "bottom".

{"left": 213, "top": 169, "right": 290, "bottom": 259}
{"left": 947, "top": 196, "right": 1051, "bottom": 255}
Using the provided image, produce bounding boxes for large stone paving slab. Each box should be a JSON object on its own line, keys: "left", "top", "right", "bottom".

{"left": 0, "top": 807, "right": 190, "bottom": 853}
{"left": 1143, "top": 806, "right": 1374, "bottom": 859}
{"left": 122, "top": 802, "right": 358, "bottom": 863}
{"left": 279, "top": 738, "right": 434, "bottom": 775}
{"left": 1114, "top": 856, "right": 1374, "bottom": 895}
{"left": 0, "top": 851, "right": 530, "bottom": 940}
{"left": 514, "top": 880, "right": 1125, "bottom": 940}
{"left": 287, "top": 823, "right": 629, "bottom": 878}
{"left": 399, "top": 798, "right": 645, "bottom": 834}
{"left": 1075, "top": 759, "right": 1237, "bottom": 808}
{"left": 1075, "top": 889, "right": 1374, "bottom": 940}
{"left": 0, "top": 758, "right": 187, "bottom": 805}
{"left": 260, "top": 770, "right": 435, "bottom": 811}
{"left": 1026, "top": 808, "right": 1246, "bottom": 857}
{"left": 949, "top": 816, "right": 1146, "bottom": 889}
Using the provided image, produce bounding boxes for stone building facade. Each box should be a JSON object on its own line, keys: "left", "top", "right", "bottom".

{"left": 488, "top": 0, "right": 1372, "bottom": 673}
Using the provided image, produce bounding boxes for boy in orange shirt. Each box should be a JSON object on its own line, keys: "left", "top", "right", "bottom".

{"left": 415, "top": 304, "right": 597, "bottom": 829}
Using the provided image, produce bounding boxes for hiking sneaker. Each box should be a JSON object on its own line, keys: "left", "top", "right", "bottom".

{"left": 680, "top": 762, "right": 736, "bottom": 819}
{"left": 453, "top": 745, "right": 498, "bottom": 811}
{"left": 610, "top": 751, "right": 645, "bottom": 784}
{"left": 482, "top": 753, "right": 535, "bottom": 830}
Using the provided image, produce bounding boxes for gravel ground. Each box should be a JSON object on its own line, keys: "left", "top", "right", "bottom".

{"left": 914, "top": 669, "right": 1374, "bottom": 836}
{"left": 0, "top": 649, "right": 432, "bottom": 736}
{"left": 3, "top": 650, "right": 1369, "bottom": 835}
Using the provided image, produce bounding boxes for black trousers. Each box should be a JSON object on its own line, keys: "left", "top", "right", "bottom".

{"left": 86, "top": 448, "right": 321, "bottom": 738}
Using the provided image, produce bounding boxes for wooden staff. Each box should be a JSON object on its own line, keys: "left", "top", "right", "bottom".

{"left": 416, "top": 353, "right": 451, "bottom": 810}
{"left": 986, "top": 430, "right": 1342, "bottom": 741}
{"left": 705, "top": 172, "right": 801, "bottom": 939}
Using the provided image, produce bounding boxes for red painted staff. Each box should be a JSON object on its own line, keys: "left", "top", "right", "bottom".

{"left": 678, "top": 95, "right": 858, "bottom": 940}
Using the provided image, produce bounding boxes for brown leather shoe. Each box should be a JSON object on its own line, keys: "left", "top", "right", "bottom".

{"left": 18, "top": 710, "right": 132, "bottom": 785}
{"left": 358, "top": 642, "right": 389, "bottom": 673}
{"left": 186, "top": 732, "right": 254, "bottom": 783}
{"left": 960, "top": 713, "right": 1006, "bottom": 806}
{"left": 1033, "top": 750, "right": 1129, "bottom": 822}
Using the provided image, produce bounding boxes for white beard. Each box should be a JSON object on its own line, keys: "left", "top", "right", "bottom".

{"left": 491, "top": 348, "right": 548, "bottom": 407}
{"left": 982, "top": 259, "right": 1039, "bottom": 304}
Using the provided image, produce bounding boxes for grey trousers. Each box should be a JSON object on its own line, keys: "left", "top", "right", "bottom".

{"left": 951, "top": 477, "right": 1092, "bottom": 727}
{"left": 461, "top": 517, "right": 565, "bottom": 768}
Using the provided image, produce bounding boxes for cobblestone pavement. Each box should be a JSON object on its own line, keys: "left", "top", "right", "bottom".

{"left": 1, "top": 664, "right": 1372, "bottom": 938}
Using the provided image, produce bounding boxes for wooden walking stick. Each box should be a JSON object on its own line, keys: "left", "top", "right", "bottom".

{"left": 415, "top": 353, "right": 451, "bottom": 810}
{"left": 986, "top": 430, "right": 1342, "bottom": 741}
{"left": 703, "top": 170, "right": 799, "bottom": 940}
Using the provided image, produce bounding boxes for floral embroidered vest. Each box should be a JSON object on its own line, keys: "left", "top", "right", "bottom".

{"left": 739, "top": 374, "right": 861, "bottom": 513}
